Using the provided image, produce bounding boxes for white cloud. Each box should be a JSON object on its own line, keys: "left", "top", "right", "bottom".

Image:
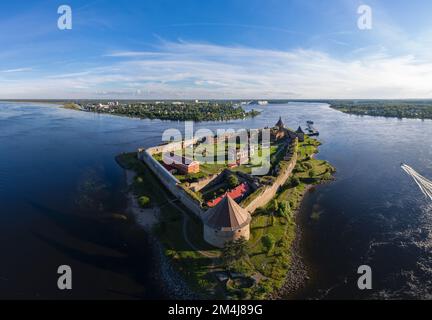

{"left": 1, "top": 67, "right": 32, "bottom": 73}
{"left": 1, "top": 40, "right": 432, "bottom": 99}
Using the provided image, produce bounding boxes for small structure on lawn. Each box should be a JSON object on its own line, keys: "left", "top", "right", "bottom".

{"left": 202, "top": 195, "right": 252, "bottom": 248}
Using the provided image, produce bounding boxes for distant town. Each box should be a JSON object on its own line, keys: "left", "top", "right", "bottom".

{"left": 64, "top": 100, "right": 262, "bottom": 121}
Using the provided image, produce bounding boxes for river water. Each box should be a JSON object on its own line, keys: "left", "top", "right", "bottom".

{"left": 0, "top": 101, "right": 431, "bottom": 299}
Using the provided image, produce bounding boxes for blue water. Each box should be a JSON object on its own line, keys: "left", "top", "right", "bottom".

{"left": 0, "top": 102, "right": 431, "bottom": 299}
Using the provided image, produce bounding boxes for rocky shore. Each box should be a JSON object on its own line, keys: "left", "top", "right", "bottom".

{"left": 123, "top": 169, "right": 199, "bottom": 299}
{"left": 270, "top": 185, "right": 315, "bottom": 300}
{"left": 270, "top": 224, "right": 308, "bottom": 299}
{"left": 148, "top": 233, "right": 200, "bottom": 299}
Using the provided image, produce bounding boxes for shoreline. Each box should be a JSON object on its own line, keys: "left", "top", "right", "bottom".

{"left": 122, "top": 168, "right": 199, "bottom": 299}
{"left": 271, "top": 184, "right": 314, "bottom": 299}
{"left": 271, "top": 150, "right": 335, "bottom": 299}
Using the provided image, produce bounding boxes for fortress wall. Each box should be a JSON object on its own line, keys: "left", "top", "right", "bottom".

{"left": 175, "top": 188, "right": 204, "bottom": 217}
{"left": 187, "top": 173, "right": 220, "bottom": 192}
{"left": 146, "top": 137, "right": 199, "bottom": 156}
{"left": 138, "top": 149, "right": 204, "bottom": 217}
{"left": 245, "top": 142, "right": 298, "bottom": 213}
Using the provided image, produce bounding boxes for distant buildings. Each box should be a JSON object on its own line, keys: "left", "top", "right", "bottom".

{"left": 270, "top": 116, "right": 306, "bottom": 143}
{"left": 89, "top": 101, "right": 119, "bottom": 111}
{"left": 271, "top": 117, "right": 286, "bottom": 142}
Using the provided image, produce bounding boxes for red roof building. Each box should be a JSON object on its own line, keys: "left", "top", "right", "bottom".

{"left": 207, "top": 182, "right": 249, "bottom": 208}
{"left": 163, "top": 153, "right": 200, "bottom": 175}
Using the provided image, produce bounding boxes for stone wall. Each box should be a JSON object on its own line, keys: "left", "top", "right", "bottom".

{"left": 138, "top": 148, "right": 204, "bottom": 217}
{"left": 244, "top": 140, "right": 298, "bottom": 213}
{"left": 145, "top": 137, "right": 198, "bottom": 156}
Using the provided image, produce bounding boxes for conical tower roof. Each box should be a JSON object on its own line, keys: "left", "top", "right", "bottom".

{"left": 275, "top": 116, "right": 284, "bottom": 128}
{"left": 296, "top": 126, "right": 304, "bottom": 134}
{"left": 202, "top": 195, "right": 252, "bottom": 231}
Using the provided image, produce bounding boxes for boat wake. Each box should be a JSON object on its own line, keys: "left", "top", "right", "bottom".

{"left": 401, "top": 164, "right": 432, "bottom": 201}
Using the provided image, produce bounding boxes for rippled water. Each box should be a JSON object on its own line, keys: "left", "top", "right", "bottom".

{"left": 0, "top": 102, "right": 431, "bottom": 299}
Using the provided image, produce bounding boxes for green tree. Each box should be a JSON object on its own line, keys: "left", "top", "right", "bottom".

{"left": 322, "top": 173, "right": 332, "bottom": 180}
{"left": 277, "top": 201, "right": 286, "bottom": 216}
{"left": 309, "top": 169, "right": 316, "bottom": 178}
{"left": 222, "top": 237, "right": 248, "bottom": 270}
{"left": 262, "top": 234, "right": 276, "bottom": 254}
{"left": 273, "top": 200, "right": 279, "bottom": 212}
{"left": 234, "top": 237, "right": 248, "bottom": 260}
{"left": 138, "top": 196, "right": 151, "bottom": 208}
{"left": 227, "top": 174, "right": 239, "bottom": 189}
{"left": 277, "top": 201, "right": 291, "bottom": 218}
{"left": 290, "top": 176, "right": 300, "bottom": 187}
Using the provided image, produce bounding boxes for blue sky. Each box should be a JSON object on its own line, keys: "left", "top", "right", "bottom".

{"left": 1, "top": 0, "right": 432, "bottom": 99}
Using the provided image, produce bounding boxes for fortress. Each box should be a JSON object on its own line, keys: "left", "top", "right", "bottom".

{"left": 138, "top": 118, "right": 302, "bottom": 248}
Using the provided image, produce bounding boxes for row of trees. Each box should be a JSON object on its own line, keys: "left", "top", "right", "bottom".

{"left": 86, "top": 102, "right": 260, "bottom": 121}
{"left": 330, "top": 101, "right": 432, "bottom": 120}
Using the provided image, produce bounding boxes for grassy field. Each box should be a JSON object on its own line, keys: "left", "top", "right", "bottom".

{"left": 153, "top": 139, "right": 283, "bottom": 183}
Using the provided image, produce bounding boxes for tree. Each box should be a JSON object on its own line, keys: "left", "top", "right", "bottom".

{"left": 222, "top": 237, "right": 248, "bottom": 270}
{"left": 233, "top": 237, "right": 248, "bottom": 260}
{"left": 322, "top": 172, "right": 332, "bottom": 180}
{"left": 309, "top": 169, "right": 316, "bottom": 178}
{"left": 227, "top": 174, "right": 239, "bottom": 189}
{"left": 138, "top": 196, "right": 151, "bottom": 208}
{"left": 262, "top": 234, "right": 275, "bottom": 254}
{"left": 290, "top": 176, "right": 300, "bottom": 187}
{"left": 277, "top": 201, "right": 291, "bottom": 218}
{"left": 273, "top": 200, "right": 279, "bottom": 212}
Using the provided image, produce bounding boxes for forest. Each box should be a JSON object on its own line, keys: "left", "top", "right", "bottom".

{"left": 83, "top": 101, "right": 260, "bottom": 121}
{"left": 328, "top": 100, "right": 432, "bottom": 120}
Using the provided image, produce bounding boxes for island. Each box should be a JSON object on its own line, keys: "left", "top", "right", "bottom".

{"left": 116, "top": 117, "right": 335, "bottom": 299}
{"left": 328, "top": 100, "right": 432, "bottom": 120}
{"left": 65, "top": 100, "right": 260, "bottom": 121}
